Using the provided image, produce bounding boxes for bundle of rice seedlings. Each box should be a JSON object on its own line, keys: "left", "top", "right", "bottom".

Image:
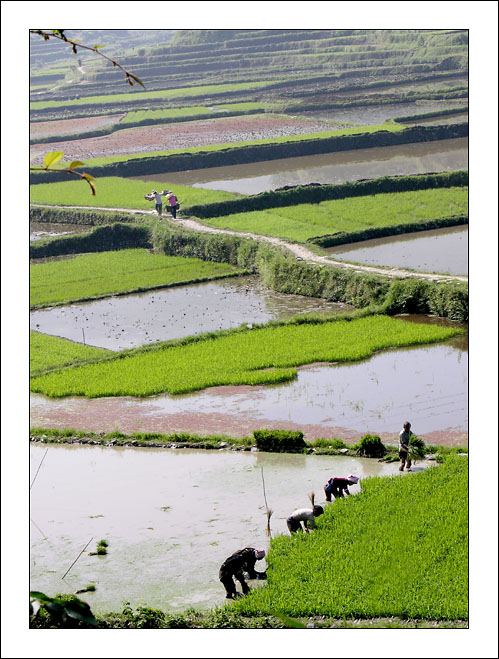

{"left": 408, "top": 436, "right": 426, "bottom": 464}
{"left": 266, "top": 508, "right": 273, "bottom": 538}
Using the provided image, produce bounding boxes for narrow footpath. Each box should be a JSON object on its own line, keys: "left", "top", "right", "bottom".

{"left": 30, "top": 204, "right": 468, "bottom": 283}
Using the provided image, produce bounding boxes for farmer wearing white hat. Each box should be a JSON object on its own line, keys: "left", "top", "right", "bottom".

{"left": 218, "top": 547, "right": 267, "bottom": 599}
{"left": 324, "top": 475, "right": 359, "bottom": 501}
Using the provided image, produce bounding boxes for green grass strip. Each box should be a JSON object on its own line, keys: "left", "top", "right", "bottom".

{"left": 201, "top": 187, "right": 468, "bottom": 243}
{"left": 29, "top": 80, "right": 281, "bottom": 111}
{"left": 29, "top": 177, "right": 240, "bottom": 209}
{"left": 30, "top": 315, "right": 462, "bottom": 398}
{"left": 30, "top": 331, "right": 109, "bottom": 376}
{"left": 30, "top": 249, "right": 243, "bottom": 308}
{"left": 232, "top": 455, "right": 468, "bottom": 620}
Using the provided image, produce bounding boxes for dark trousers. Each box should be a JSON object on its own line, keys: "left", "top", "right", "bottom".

{"left": 219, "top": 569, "right": 248, "bottom": 598}
{"left": 286, "top": 517, "right": 302, "bottom": 533}
{"left": 170, "top": 205, "right": 177, "bottom": 219}
{"left": 325, "top": 484, "right": 344, "bottom": 501}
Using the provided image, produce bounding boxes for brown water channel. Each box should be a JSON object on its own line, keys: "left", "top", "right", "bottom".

{"left": 325, "top": 225, "right": 468, "bottom": 275}
{"left": 30, "top": 222, "right": 93, "bottom": 242}
{"left": 29, "top": 444, "right": 428, "bottom": 614}
{"left": 135, "top": 138, "right": 468, "bottom": 195}
{"left": 30, "top": 321, "right": 468, "bottom": 445}
{"left": 30, "top": 276, "right": 353, "bottom": 351}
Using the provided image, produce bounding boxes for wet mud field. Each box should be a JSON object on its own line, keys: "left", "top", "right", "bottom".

{"left": 29, "top": 114, "right": 342, "bottom": 163}
{"left": 29, "top": 444, "right": 433, "bottom": 613}
{"left": 30, "top": 113, "right": 126, "bottom": 139}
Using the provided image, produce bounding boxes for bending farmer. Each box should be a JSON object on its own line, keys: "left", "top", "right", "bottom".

{"left": 399, "top": 421, "right": 414, "bottom": 471}
{"left": 219, "top": 547, "right": 266, "bottom": 599}
{"left": 324, "top": 475, "right": 359, "bottom": 501}
{"left": 286, "top": 505, "right": 324, "bottom": 534}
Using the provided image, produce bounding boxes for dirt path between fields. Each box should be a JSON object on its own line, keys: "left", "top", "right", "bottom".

{"left": 31, "top": 203, "right": 468, "bottom": 283}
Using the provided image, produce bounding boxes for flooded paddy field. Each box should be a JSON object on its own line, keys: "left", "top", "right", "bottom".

{"left": 29, "top": 444, "right": 427, "bottom": 614}
{"left": 138, "top": 138, "right": 468, "bottom": 195}
{"left": 30, "top": 323, "right": 468, "bottom": 446}
{"left": 325, "top": 225, "right": 468, "bottom": 275}
{"left": 298, "top": 101, "right": 467, "bottom": 126}
{"left": 29, "top": 276, "right": 353, "bottom": 351}
{"left": 30, "top": 222, "right": 93, "bottom": 242}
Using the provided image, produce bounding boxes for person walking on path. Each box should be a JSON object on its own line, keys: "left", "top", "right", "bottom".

{"left": 144, "top": 190, "right": 164, "bottom": 216}
{"left": 218, "top": 547, "right": 266, "bottom": 599}
{"left": 324, "top": 475, "right": 359, "bottom": 502}
{"left": 165, "top": 190, "right": 178, "bottom": 219}
{"left": 399, "top": 421, "right": 414, "bottom": 471}
{"left": 286, "top": 505, "right": 324, "bottom": 534}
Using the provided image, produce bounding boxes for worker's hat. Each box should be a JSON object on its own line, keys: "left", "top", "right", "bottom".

{"left": 254, "top": 548, "right": 266, "bottom": 560}
{"left": 347, "top": 474, "right": 359, "bottom": 483}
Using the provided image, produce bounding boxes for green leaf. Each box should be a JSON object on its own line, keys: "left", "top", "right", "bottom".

{"left": 127, "top": 72, "right": 145, "bottom": 89}
{"left": 69, "top": 161, "right": 85, "bottom": 170}
{"left": 93, "top": 45, "right": 104, "bottom": 49}
{"left": 43, "top": 151, "right": 64, "bottom": 168}
{"left": 82, "top": 173, "right": 95, "bottom": 181}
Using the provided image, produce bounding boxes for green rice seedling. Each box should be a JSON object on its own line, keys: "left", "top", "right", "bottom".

{"left": 231, "top": 455, "right": 468, "bottom": 620}
{"left": 29, "top": 177, "right": 238, "bottom": 211}
{"left": 202, "top": 187, "right": 468, "bottom": 244}
{"left": 30, "top": 315, "right": 463, "bottom": 399}
{"left": 408, "top": 436, "right": 426, "bottom": 464}
{"left": 30, "top": 249, "right": 243, "bottom": 308}
{"left": 30, "top": 331, "right": 109, "bottom": 376}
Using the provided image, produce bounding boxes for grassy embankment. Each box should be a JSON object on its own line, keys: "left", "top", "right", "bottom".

{"left": 29, "top": 314, "right": 462, "bottom": 398}
{"left": 230, "top": 454, "right": 467, "bottom": 621}
{"left": 198, "top": 187, "right": 468, "bottom": 244}
{"left": 30, "top": 248, "right": 244, "bottom": 309}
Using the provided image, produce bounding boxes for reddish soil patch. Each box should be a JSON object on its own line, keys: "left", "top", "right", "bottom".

{"left": 30, "top": 394, "right": 467, "bottom": 447}
{"left": 30, "top": 114, "right": 125, "bottom": 139}
{"left": 29, "top": 114, "right": 339, "bottom": 163}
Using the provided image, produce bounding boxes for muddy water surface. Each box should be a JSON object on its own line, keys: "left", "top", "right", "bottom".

{"left": 137, "top": 138, "right": 468, "bottom": 195}
{"left": 30, "top": 327, "right": 468, "bottom": 445}
{"left": 325, "top": 225, "right": 468, "bottom": 275}
{"left": 30, "top": 222, "right": 93, "bottom": 242}
{"left": 30, "top": 444, "right": 426, "bottom": 613}
{"left": 29, "top": 276, "right": 353, "bottom": 351}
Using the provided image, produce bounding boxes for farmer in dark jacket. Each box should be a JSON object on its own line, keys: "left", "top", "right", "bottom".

{"left": 324, "top": 475, "right": 359, "bottom": 501}
{"left": 219, "top": 547, "right": 266, "bottom": 599}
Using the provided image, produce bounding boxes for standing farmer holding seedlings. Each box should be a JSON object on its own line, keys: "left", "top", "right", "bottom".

{"left": 324, "top": 475, "right": 359, "bottom": 502}
{"left": 218, "top": 547, "right": 267, "bottom": 599}
{"left": 286, "top": 505, "right": 324, "bottom": 534}
{"left": 399, "top": 421, "right": 414, "bottom": 471}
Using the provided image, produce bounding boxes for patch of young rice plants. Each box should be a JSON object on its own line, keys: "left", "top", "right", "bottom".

{"left": 203, "top": 187, "right": 468, "bottom": 243}
{"left": 29, "top": 81, "right": 281, "bottom": 111}
{"left": 30, "top": 249, "right": 243, "bottom": 308}
{"left": 30, "top": 331, "right": 109, "bottom": 376}
{"left": 29, "top": 315, "right": 462, "bottom": 398}
{"left": 232, "top": 455, "right": 468, "bottom": 620}
{"left": 29, "top": 177, "right": 239, "bottom": 210}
